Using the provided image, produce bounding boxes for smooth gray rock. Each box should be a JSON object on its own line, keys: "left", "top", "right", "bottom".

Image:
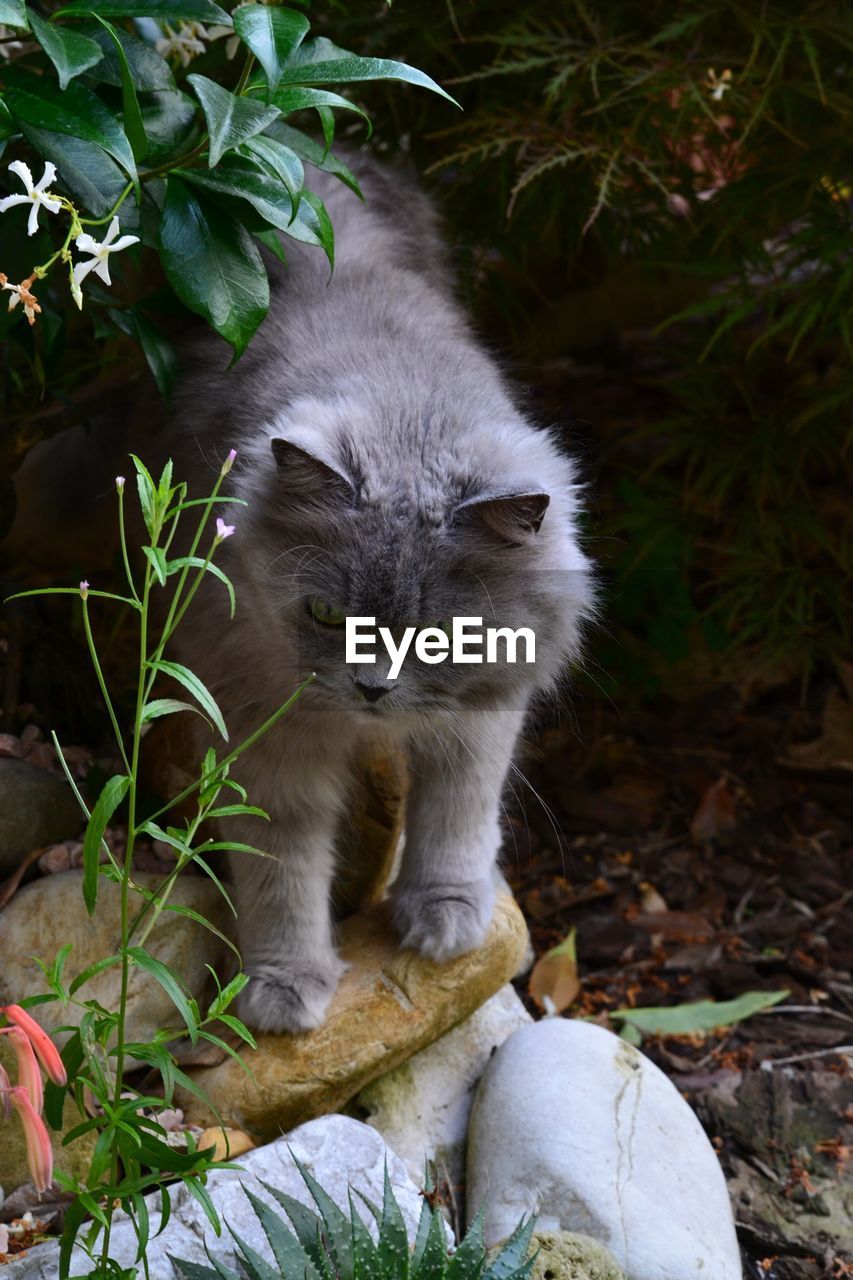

{"left": 1, "top": 1115, "right": 448, "bottom": 1278}
{"left": 0, "top": 759, "right": 82, "bottom": 872}
{"left": 467, "top": 1019, "right": 742, "bottom": 1280}
{"left": 357, "top": 983, "right": 531, "bottom": 1187}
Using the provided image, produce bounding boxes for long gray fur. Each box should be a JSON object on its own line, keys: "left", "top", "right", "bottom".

{"left": 163, "top": 152, "right": 594, "bottom": 1032}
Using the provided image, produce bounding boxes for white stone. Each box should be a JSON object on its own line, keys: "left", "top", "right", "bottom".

{"left": 466, "top": 1019, "right": 742, "bottom": 1280}
{"left": 2, "top": 1115, "right": 448, "bottom": 1279}
{"left": 357, "top": 983, "right": 531, "bottom": 1189}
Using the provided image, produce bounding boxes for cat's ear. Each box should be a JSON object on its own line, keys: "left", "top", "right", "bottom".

{"left": 454, "top": 490, "right": 550, "bottom": 544}
{"left": 270, "top": 437, "right": 355, "bottom": 507}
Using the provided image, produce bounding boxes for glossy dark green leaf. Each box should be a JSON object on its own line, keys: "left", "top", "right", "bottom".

{"left": 139, "top": 90, "right": 197, "bottom": 165}
{"left": 28, "top": 12, "right": 103, "bottom": 92}
{"left": 93, "top": 16, "right": 147, "bottom": 161}
{"left": 58, "top": 0, "right": 230, "bottom": 22}
{"left": 232, "top": 4, "right": 309, "bottom": 97}
{"left": 277, "top": 47, "right": 457, "bottom": 106}
{"left": 18, "top": 120, "right": 129, "bottom": 218}
{"left": 159, "top": 176, "right": 268, "bottom": 358}
{"left": 188, "top": 74, "right": 279, "bottom": 168}
{"left": 131, "top": 309, "right": 179, "bottom": 397}
{"left": 239, "top": 134, "right": 303, "bottom": 203}
{"left": 82, "top": 774, "right": 130, "bottom": 914}
{"left": 269, "top": 85, "right": 371, "bottom": 136}
{"left": 4, "top": 68, "right": 137, "bottom": 181}
{"left": 264, "top": 120, "right": 362, "bottom": 197}
{"left": 254, "top": 227, "right": 286, "bottom": 262}
{"left": 0, "top": 0, "right": 27, "bottom": 29}
{"left": 179, "top": 157, "right": 294, "bottom": 228}
{"left": 83, "top": 22, "right": 175, "bottom": 92}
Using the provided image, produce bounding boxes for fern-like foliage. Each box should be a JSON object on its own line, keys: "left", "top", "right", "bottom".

{"left": 170, "top": 1157, "right": 537, "bottom": 1280}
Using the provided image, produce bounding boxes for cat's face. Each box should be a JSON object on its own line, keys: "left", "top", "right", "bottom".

{"left": 240, "top": 432, "right": 589, "bottom": 725}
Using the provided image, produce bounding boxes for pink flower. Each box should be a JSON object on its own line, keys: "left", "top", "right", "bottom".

{"left": 0, "top": 1060, "right": 11, "bottom": 1121}
{"left": 116, "top": 475, "right": 126, "bottom": 492}
{"left": 215, "top": 517, "right": 235, "bottom": 541}
{"left": 1, "top": 1005, "right": 67, "bottom": 1087}
{"left": 221, "top": 447, "right": 237, "bottom": 475}
{"left": 6, "top": 1086, "right": 53, "bottom": 1193}
{"left": 6, "top": 1028, "right": 43, "bottom": 1114}
{"left": 79, "top": 580, "right": 89, "bottom": 600}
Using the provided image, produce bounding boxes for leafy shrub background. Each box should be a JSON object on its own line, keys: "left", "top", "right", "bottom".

{"left": 2, "top": 0, "right": 851, "bottom": 695}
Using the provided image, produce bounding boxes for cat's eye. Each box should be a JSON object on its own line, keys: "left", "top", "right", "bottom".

{"left": 309, "top": 598, "right": 347, "bottom": 627}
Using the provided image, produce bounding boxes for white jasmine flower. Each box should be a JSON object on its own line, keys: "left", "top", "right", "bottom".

{"left": 0, "top": 161, "right": 62, "bottom": 236}
{"left": 72, "top": 217, "right": 140, "bottom": 290}
{"left": 1, "top": 272, "right": 41, "bottom": 326}
{"left": 705, "top": 68, "right": 732, "bottom": 102}
{"left": 206, "top": 23, "right": 241, "bottom": 60}
{"left": 155, "top": 21, "right": 207, "bottom": 68}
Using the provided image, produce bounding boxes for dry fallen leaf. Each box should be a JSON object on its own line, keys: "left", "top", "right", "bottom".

{"left": 529, "top": 927, "right": 580, "bottom": 1015}
{"left": 199, "top": 1127, "right": 256, "bottom": 1162}
{"left": 690, "top": 776, "right": 736, "bottom": 842}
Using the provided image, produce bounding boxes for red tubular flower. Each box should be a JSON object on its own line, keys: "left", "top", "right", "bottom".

{"left": 6, "top": 1086, "right": 53, "bottom": 1193}
{"left": 7, "top": 1028, "right": 44, "bottom": 1114}
{"left": 0, "top": 1005, "right": 67, "bottom": 1087}
{"left": 0, "top": 1061, "right": 11, "bottom": 1121}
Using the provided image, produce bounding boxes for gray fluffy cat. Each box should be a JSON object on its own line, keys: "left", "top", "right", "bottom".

{"left": 166, "top": 153, "right": 594, "bottom": 1033}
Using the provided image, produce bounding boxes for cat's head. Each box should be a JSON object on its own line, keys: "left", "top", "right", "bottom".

{"left": 236, "top": 399, "right": 593, "bottom": 723}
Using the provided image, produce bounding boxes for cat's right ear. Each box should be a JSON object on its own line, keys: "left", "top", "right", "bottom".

{"left": 270, "top": 438, "right": 356, "bottom": 509}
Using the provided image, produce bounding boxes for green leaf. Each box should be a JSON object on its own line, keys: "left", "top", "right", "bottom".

{"left": 259, "top": 1184, "right": 326, "bottom": 1274}
{"left": 3, "top": 68, "right": 137, "bottom": 181}
{"left": 269, "top": 86, "right": 371, "bottom": 136}
{"left": 18, "top": 121, "right": 127, "bottom": 219}
{"left": 68, "top": 954, "right": 122, "bottom": 997}
{"left": 413, "top": 1202, "right": 448, "bottom": 1280}
{"left": 91, "top": 16, "right": 148, "bottom": 162}
{"left": 277, "top": 48, "right": 457, "bottom": 106}
{"left": 166, "top": 555, "right": 236, "bottom": 617}
{"left": 448, "top": 1204, "right": 485, "bottom": 1279}
{"left": 143, "top": 544, "right": 169, "bottom": 586}
{"left": 216, "top": 1012, "right": 256, "bottom": 1047}
{"left": 148, "top": 657, "right": 228, "bottom": 739}
{"left": 129, "top": 310, "right": 179, "bottom": 398}
{"left": 28, "top": 12, "right": 102, "bottom": 92}
{"left": 45, "top": 1032, "right": 83, "bottom": 1130}
{"left": 0, "top": 96, "right": 15, "bottom": 142}
{"left": 141, "top": 697, "right": 209, "bottom": 725}
{"left": 140, "top": 89, "right": 198, "bottom": 165}
{"left": 183, "top": 1175, "right": 222, "bottom": 1236}
{"left": 82, "top": 774, "right": 130, "bottom": 914}
{"left": 264, "top": 120, "right": 361, "bottom": 197}
{"left": 0, "top": 0, "right": 27, "bottom": 29}
{"left": 378, "top": 1165, "right": 409, "bottom": 1279}
{"left": 83, "top": 24, "right": 176, "bottom": 91}
{"left": 233, "top": 4, "right": 310, "bottom": 98}
{"left": 207, "top": 970, "right": 249, "bottom": 1018}
{"left": 188, "top": 74, "right": 280, "bottom": 169}
{"left": 610, "top": 989, "right": 790, "bottom": 1038}
{"left": 127, "top": 946, "right": 198, "bottom": 1040}
{"left": 205, "top": 803, "right": 268, "bottom": 820}
{"left": 58, "top": 0, "right": 231, "bottom": 21}
{"left": 239, "top": 134, "right": 304, "bottom": 203}
{"left": 255, "top": 227, "right": 286, "bottom": 262}
{"left": 242, "top": 1186, "right": 321, "bottom": 1279}
{"left": 292, "top": 1154, "right": 354, "bottom": 1280}
{"left": 158, "top": 175, "right": 269, "bottom": 358}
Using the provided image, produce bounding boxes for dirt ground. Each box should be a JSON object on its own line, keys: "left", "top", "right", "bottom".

{"left": 507, "top": 672, "right": 853, "bottom": 1279}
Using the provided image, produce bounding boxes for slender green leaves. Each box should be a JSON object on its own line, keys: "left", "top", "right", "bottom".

{"left": 82, "top": 774, "right": 130, "bottom": 914}
{"left": 147, "top": 656, "right": 229, "bottom": 739}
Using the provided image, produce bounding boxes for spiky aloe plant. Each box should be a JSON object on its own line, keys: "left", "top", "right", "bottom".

{"left": 171, "top": 1155, "right": 537, "bottom": 1280}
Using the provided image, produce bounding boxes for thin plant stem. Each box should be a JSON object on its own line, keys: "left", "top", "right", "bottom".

{"left": 81, "top": 596, "right": 131, "bottom": 776}
{"left": 117, "top": 483, "right": 140, "bottom": 604}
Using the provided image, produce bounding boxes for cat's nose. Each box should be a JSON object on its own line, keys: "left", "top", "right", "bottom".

{"left": 355, "top": 681, "right": 389, "bottom": 703}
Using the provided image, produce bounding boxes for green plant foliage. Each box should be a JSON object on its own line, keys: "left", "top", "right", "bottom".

{"left": 0, "top": 0, "right": 455, "bottom": 483}
{"left": 325, "top": 0, "right": 852, "bottom": 685}
{"left": 172, "top": 1161, "right": 539, "bottom": 1280}
{"left": 5, "top": 453, "right": 315, "bottom": 1277}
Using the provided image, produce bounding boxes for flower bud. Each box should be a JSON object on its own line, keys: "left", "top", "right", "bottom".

{"left": 220, "top": 447, "right": 237, "bottom": 476}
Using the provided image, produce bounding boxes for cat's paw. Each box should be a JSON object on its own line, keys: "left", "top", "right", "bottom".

{"left": 236, "top": 955, "right": 348, "bottom": 1033}
{"left": 391, "top": 880, "right": 496, "bottom": 963}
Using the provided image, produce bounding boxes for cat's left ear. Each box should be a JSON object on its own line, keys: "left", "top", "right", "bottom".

{"left": 454, "top": 491, "right": 550, "bottom": 544}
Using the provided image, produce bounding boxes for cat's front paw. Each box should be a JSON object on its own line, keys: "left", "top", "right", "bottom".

{"left": 236, "top": 955, "right": 348, "bottom": 1033}
{"left": 391, "top": 880, "right": 496, "bottom": 963}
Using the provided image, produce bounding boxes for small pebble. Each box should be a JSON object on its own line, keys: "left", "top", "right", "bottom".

{"left": 38, "top": 844, "right": 72, "bottom": 875}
